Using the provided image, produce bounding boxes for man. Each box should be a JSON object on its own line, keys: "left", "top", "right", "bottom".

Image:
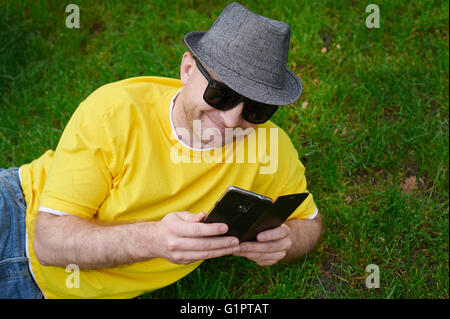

{"left": 0, "top": 2, "right": 322, "bottom": 299}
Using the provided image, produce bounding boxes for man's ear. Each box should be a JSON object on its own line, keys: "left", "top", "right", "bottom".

{"left": 180, "top": 52, "right": 196, "bottom": 85}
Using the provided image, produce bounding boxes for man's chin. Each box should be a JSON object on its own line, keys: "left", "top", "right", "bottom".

{"left": 200, "top": 137, "right": 228, "bottom": 149}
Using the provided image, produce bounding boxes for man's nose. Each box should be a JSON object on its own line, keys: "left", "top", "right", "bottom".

{"left": 219, "top": 102, "right": 244, "bottom": 128}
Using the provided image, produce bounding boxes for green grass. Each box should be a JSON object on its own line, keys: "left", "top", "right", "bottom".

{"left": 1, "top": 0, "right": 448, "bottom": 299}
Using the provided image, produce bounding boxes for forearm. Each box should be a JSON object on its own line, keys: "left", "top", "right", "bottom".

{"left": 34, "top": 211, "right": 158, "bottom": 269}
{"left": 280, "top": 212, "right": 323, "bottom": 264}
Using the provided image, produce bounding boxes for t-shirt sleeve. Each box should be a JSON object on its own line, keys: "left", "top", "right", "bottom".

{"left": 39, "top": 92, "right": 121, "bottom": 219}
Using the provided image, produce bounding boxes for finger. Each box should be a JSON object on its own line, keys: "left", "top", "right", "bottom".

{"left": 169, "top": 236, "right": 239, "bottom": 251}
{"left": 256, "top": 224, "right": 290, "bottom": 242}
{"left": 201, "top": 246, "right": 242, "bottom": 259}
{"left": 175, "top": 219, "right": 228, "bottom": 237}
{"left": 238, "top": 241, "right": 269, "bottom": 253}
{"left": 232, "top": 251, "right": 286, "bottom": 266}
{"left": 232, "top": 251, "right": 280, "bottom": 259}
{"left": 239, "top": 238, "right": 290, "bottom": 253}
{"left": 176, "top": 211, "right": 206, "bottom": 222}
{"left": 177, "top": 246, "right": 241, "bottom": 264}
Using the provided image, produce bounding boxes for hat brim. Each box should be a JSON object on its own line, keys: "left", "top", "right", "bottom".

{"left": 184, "top": 31, "right": 302, "bottom": 106}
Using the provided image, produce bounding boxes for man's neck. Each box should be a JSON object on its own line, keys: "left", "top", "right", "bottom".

{"left": 171, "top": 91, "right": 199, "bottom": 149}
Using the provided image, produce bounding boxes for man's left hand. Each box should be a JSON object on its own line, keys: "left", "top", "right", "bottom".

{"left": 232, "top": 224, "right": 292, "bottom": 266}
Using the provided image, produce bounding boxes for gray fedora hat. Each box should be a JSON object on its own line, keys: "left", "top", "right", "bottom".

{"left": 184, "top": 2, "right": 302, "bottom": 106}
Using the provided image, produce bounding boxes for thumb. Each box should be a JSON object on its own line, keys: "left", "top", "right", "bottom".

{"left": 177, "top": 211, "right": 206, "bottom": 222}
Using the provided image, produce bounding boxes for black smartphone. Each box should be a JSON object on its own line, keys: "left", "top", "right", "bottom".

{"left": 240, "top": 192, "right": 309, "bottom": 242}
{"left": 203, "top": 186, "right": 273, "bottom": 239}
{"left": 203, "top": 186, "right": 309, "bottom": 242}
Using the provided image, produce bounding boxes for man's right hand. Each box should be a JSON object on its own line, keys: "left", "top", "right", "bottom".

{"left": 153, "top": 211, "right": 240, "bottom": 265}
{"left": 34, "top": 210, "right": 240, "bottom": 269}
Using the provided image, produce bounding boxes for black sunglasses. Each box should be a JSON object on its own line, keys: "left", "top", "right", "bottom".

{"left": 194, "top": 57, "right": 278, "bottom": 124}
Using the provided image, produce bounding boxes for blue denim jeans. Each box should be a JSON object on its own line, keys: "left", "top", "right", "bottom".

{"left": 0, "top": 167, "right": 43, "bottom": 298}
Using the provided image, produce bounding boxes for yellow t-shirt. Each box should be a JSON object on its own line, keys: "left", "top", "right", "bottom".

{"left": 19, "top": 76, "right": 318, "bottom": 299}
